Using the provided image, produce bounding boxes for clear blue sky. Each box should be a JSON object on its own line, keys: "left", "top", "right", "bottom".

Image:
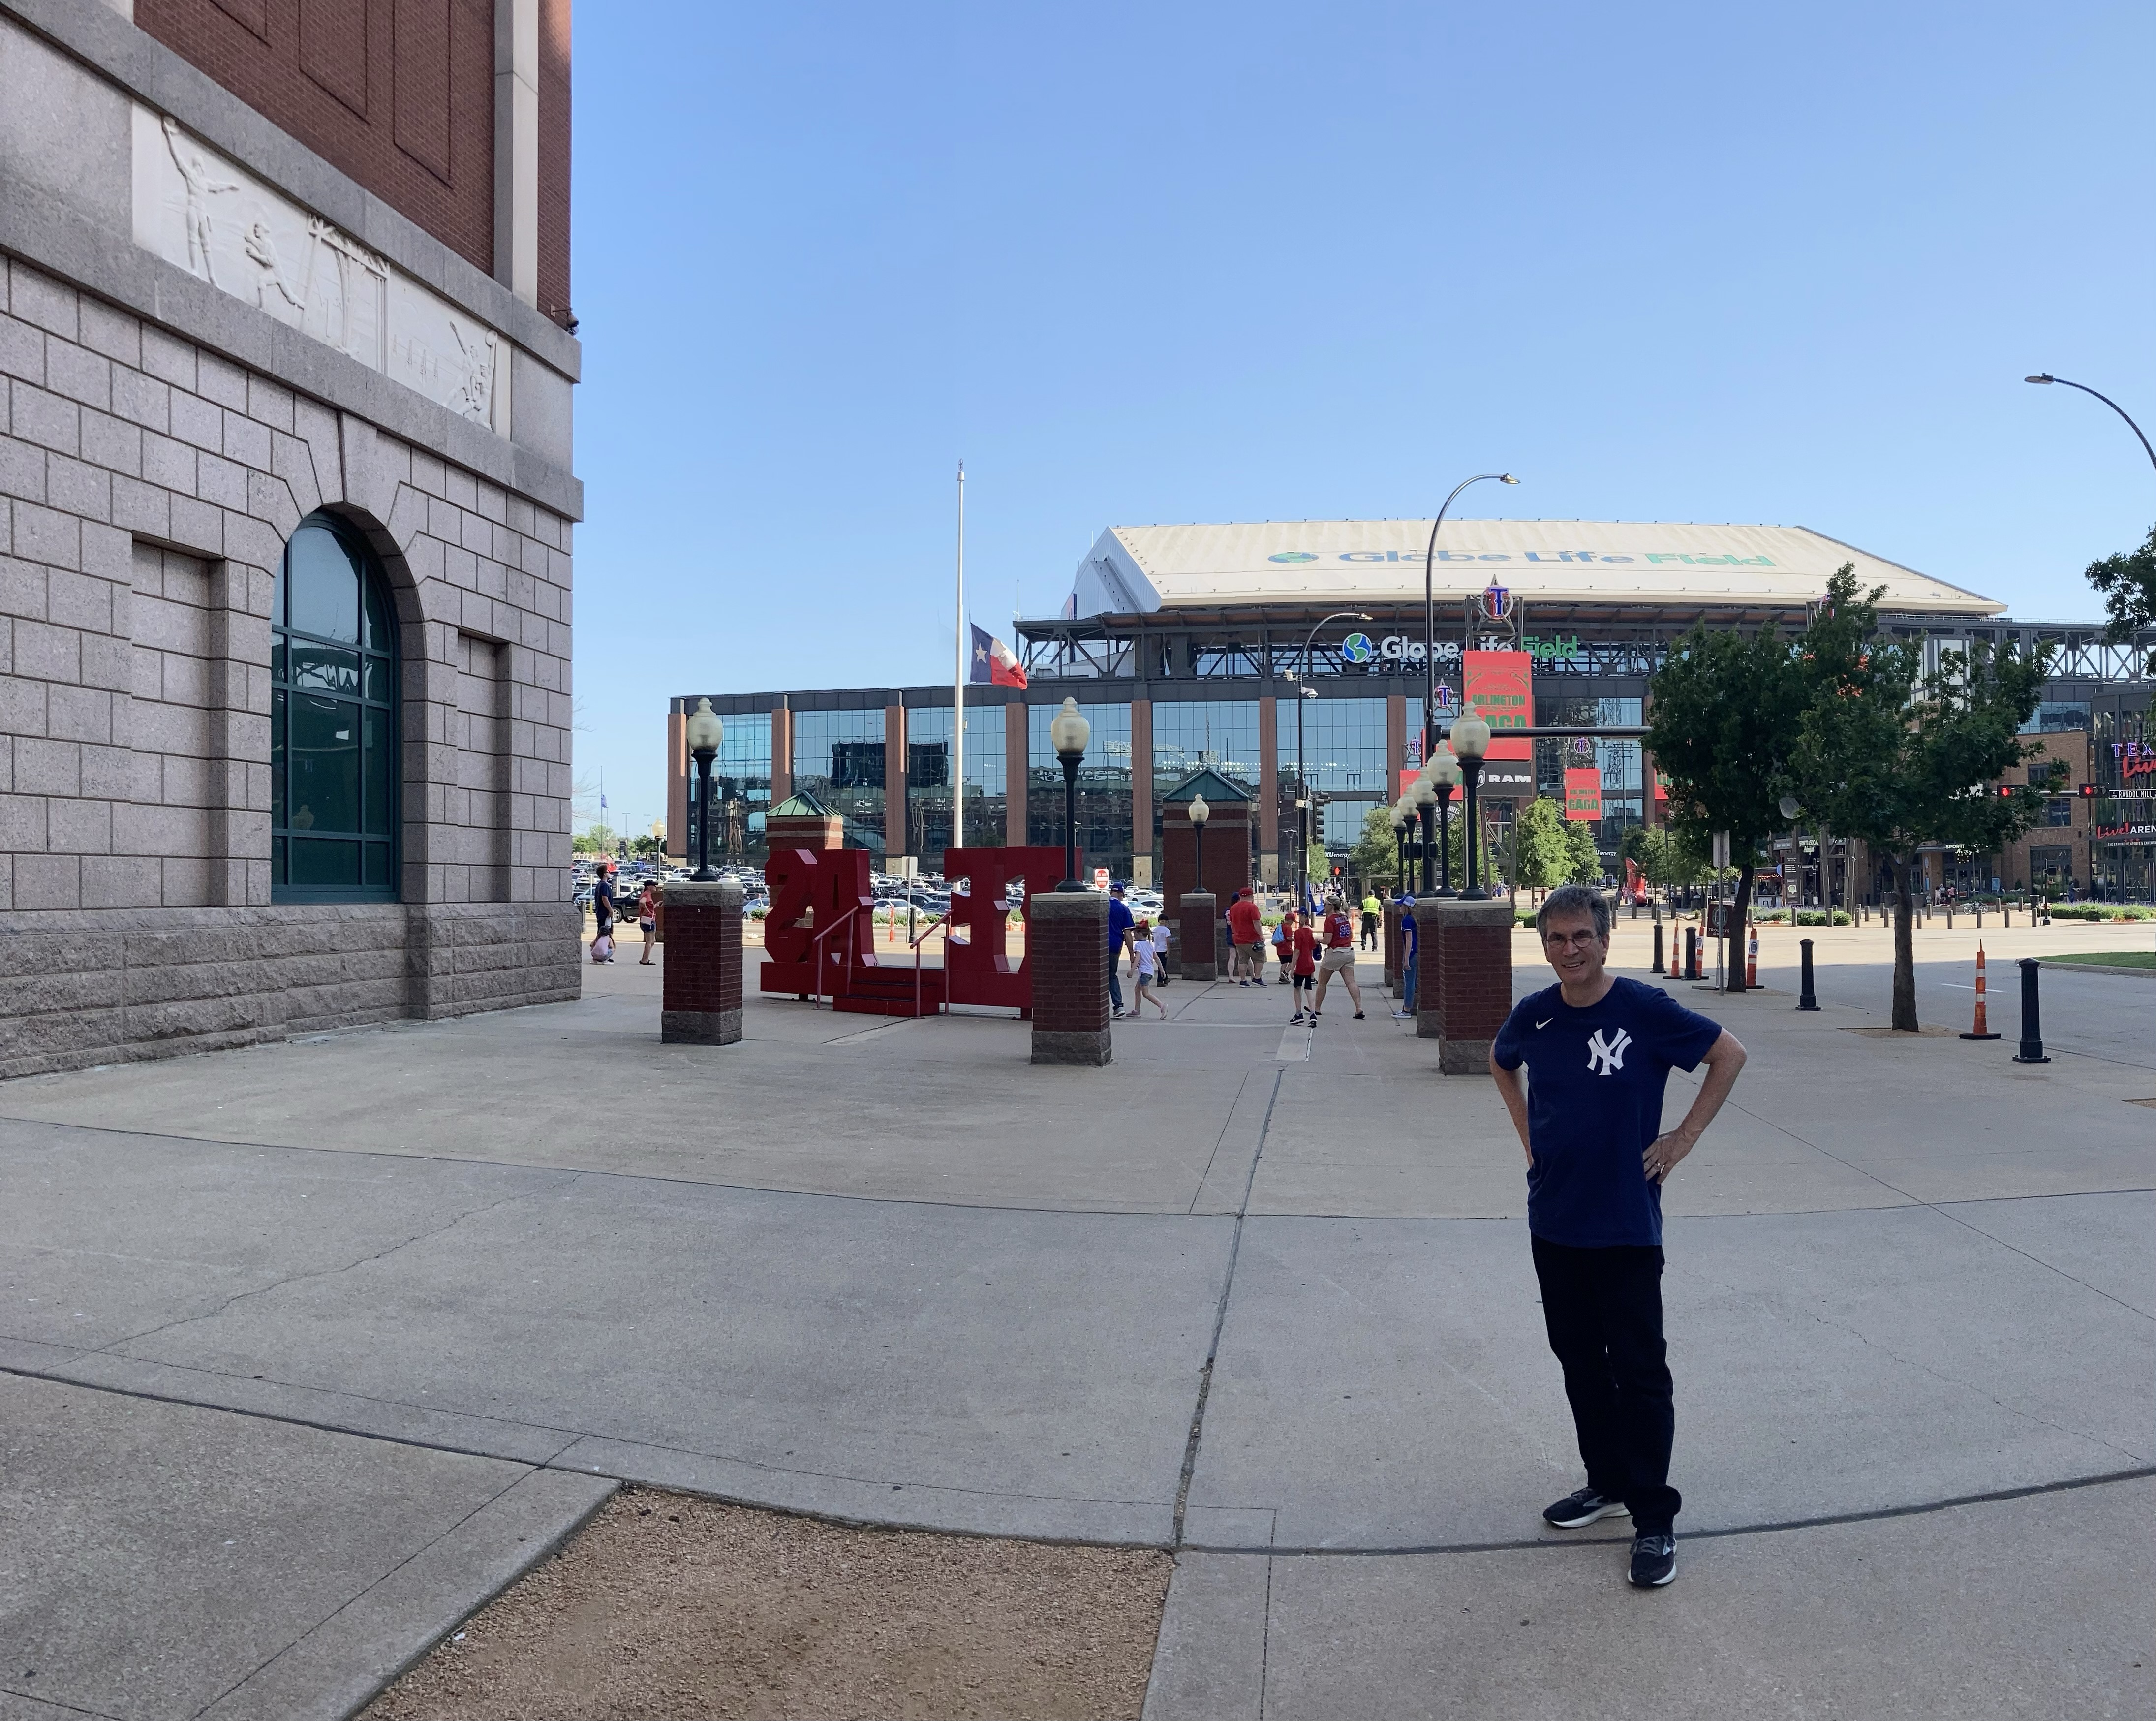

{"left": 568, "top": 2, "right": 2155, "bottom": 837}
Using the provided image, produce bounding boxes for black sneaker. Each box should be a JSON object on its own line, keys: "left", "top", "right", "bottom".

{"left": 1628, "top": 1533, "right": 1676, "bottom": 1587}
{"left": 1542, "top": 1488, "right": 1629, "bottom": 1529}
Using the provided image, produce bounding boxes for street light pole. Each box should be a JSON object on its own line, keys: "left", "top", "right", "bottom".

{"left": 2025, "top": 375, "right": 2156, "bottom": 476}
{"left": 1422, "top": 473, "right": 1519, "bottom": 788}
{"left": 1290, "top": 609, "right": 1371, "bottom": 915}
{"left": 1190, "top": 792, "right": 1209, "bottom": 893}
{"left": 684, "top": 698, "right": 724, "bottom": 882}
{"left": 1451, "top": 712, "right": 1492, "bottom": 899}
{"left": 1050, "top": 697, "right": 1091, "bottom": 891}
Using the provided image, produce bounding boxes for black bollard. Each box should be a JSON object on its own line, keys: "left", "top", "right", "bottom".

{"left": 1652, "top": 921, "right": 1665, "bottom": 974}
{"left": 2012, "top": 957, "right": 2050, "bottom": 1064}
{"left": 1798, "top": 938, "right": 1819, "bottom": 1011}
{"left": 1684, "top": 924, "right": 1699, "bottom": 981}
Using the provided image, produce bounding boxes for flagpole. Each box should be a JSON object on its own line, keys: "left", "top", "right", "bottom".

{"left": 953, "top": 461, "right": 965, "bottom": 857}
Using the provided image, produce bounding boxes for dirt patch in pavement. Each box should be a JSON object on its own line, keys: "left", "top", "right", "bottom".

{"left": 363, "top": 1488, "right": 1172, "bottom": 1721}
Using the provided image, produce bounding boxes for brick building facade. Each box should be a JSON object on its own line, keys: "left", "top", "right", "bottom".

{"left": 1, "top": 0, "right": 580, "bottom": 1076}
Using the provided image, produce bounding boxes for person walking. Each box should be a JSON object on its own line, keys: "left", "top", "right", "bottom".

{"left": 1150, "top": 915, "right": 1173, "bottom": 986}
{"left": 1227, "top": 887, "right": 1264, "bottom": 985}
{"left": 1359, "top": 889, "right": 1381, "bottom": 951}
{"left": 1271, "top": 907, "right": 1293, "bottom": 985}
{"left": 1391, "top": 889, "right": 1418, "bottom": 1021}
{"left": 637, "top": 881, "right": 658, "bottom": 965}
{"left": 1284, "top": 909, "right": 1319, "bottom": 1024}
{"left": 1107, "top": 882, "right": 1136, "bottom": 1018}
{"left": 1311, "top": 895, "right": 1365, "bottom": 1021}
{"left": 1488, "top": 883, "right": 1748, "bottom": 1590}
{"left": 1130, "top": 918, "right": 1168, "bottom": 1018}
{"left": 590, "top": 864, "right": 617, "bottom": 964}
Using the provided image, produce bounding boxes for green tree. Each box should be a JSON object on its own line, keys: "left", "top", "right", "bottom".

{"left": 2085, "top": 524, "right": 2156, "bottom": 642}
{"left": 1791, "top": 566, "right": 2050, "bottom": 1031}
{"left": 1637, "top": 826, "right": 1709, "bottom": 892}
{"left": 1350, "top": 805, "right": 1401, "bottom": 890}
{"left": 1564, "top": 818, "right": 1602, "bottom": 884}
{"left": 1618, "top": 825, "right": 1651, "bottom": 868}
{"left": 1511, "top": 796, "right": 1571, "bottom": 894}
{"left": 1645, "top": 614, "right": 1811, "bottom": 989}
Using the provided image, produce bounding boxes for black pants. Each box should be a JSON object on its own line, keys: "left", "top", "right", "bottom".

{"left": 1531, "top": 1233, "right": 1681, "bottom": 1535}
{"left": 1360, "top": 912, "right": 1379, "bottom": 949}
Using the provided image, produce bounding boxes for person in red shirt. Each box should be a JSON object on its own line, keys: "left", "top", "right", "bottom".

{"left": 1287, "top": 909, "right": 1319, "bottom": 1024}
{"left": 1226, "top": 888, "right": 1265, "bottom": 985}
{"left": 1312, "top": 894, "right": 1367, "bottom": 1021}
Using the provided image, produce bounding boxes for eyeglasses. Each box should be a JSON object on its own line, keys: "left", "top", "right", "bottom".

{"left": 1542, "top": 928, "right": 1604, "bottom": 951}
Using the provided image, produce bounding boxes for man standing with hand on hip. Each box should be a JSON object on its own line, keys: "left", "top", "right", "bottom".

{"left": 1489, "top": 883, "right": 1747, "bottom": 1589}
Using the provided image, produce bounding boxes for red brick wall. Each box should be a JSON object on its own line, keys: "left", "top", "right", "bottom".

{"left": 1028, "top": 903, "right": 1109, "bottom": 1035}
{"left": 1434, "top": 923, "right": 1512, "bottom": 1040}
{"left": 137, "top": 0, "right": 572, "bottom": 326}
{"left": 661, "top": 891, "right": 742, "bottom": 1017}
{"left": 1179, "top": 893, "right": 1216, "bottom": 970}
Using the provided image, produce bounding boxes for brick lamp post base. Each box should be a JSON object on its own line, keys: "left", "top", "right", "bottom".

{"left": 1427, "top": 896, "right": 1514, "bottom": 1073}
{"left": 1029, "top": 890, "right": 1112, "bottom": 1066}
{"left": 660, "top": 880, "right": 744, "bottom": 1045}
{"left": 1178, "top": 891, "right": 1218, "bottom": 981}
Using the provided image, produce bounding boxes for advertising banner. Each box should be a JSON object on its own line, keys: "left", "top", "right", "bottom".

{"left": 1462, "top": 651, "right": 1533, "bottom": 760}
{"left": 1564, "top": 768, "right": 1603, "bottom": 821}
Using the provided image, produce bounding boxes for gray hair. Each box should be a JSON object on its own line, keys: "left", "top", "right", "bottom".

{"left": 1535, "top": 883, "right": 1611, "bottom": 941}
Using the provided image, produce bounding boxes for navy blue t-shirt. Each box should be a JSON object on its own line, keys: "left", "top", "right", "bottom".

{"left": 1491, "top": 976, "right": 1723, "bottom": 1248}
{"left": 1107, "top": 897, "right": 1135, "bottom": 953}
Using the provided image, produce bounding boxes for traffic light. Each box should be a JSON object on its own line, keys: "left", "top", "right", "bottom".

{"left": 2078, "top": 783, "right": 2099, "bottom": 797}
{"left": 1995, "top": 784, "right": 2016, "bottom": 798}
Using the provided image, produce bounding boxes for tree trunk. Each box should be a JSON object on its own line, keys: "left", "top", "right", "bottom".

{"left": 1725, "top": 861, "right": 1756, "bottom": 991}
{"left": 1889, "top": 851, "right": 1919, "bottom": 1031}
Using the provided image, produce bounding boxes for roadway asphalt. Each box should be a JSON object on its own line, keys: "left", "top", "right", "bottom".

{"left": 1, "top": 915, "right": 2148, "bottom": 1718}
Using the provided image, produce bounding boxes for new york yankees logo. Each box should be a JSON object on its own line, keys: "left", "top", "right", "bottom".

{"left": 1586, "top": 1027, "right": 1631, "bottom": 1075}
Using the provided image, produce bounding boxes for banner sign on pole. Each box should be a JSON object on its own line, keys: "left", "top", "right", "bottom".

{"left": 1461, "top": 650, "right": 1533, "bottom": 761}
{"left": 1563, "top": 768, "right": 1602, "bottom": 821}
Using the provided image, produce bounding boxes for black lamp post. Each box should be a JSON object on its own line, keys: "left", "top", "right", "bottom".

{"left": 1051, "top": 697, "right": 1090, "bottom": 890}
{"left": 1430, "top": 750, "right": 1461, "bottom": 897}
{"left": 685, "top": 697, "right": 724, "bottom": 881}
{"left": 1390, "top": 805, "right": 1406, "bottom": 887}
{"left": 1451, "top": 712, "right": 1492, "bottom": 899}
{"left": 1189, "top": 792, "right": 1209, "bottom": 894}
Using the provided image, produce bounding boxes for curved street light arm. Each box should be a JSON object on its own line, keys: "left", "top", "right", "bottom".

{"left": 1291, "top": 608, "right": 1370, "bottom": 911}
{"left": 2029, "top": 374, "right": 2156, "bottom": 478}
{"left": 1423, "top": 473, "right": 1517, "bottom": 773}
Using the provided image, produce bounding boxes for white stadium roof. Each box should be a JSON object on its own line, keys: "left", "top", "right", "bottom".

{"left": 1068, "top": 521, "right": 2002, "bottom": 619}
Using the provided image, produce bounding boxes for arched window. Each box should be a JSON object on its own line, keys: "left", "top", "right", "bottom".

{"left": 271, "top": 516, "right": 400, "bottom": 900}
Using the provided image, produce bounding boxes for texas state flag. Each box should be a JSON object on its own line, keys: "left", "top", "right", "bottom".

{"left": 970, "top": 623, "right": 1027, "bottom": 688}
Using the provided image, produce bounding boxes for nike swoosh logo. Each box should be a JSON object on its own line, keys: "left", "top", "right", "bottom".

{"left": 1535, "top": 1018, "right": 1552, "bottom": 1029}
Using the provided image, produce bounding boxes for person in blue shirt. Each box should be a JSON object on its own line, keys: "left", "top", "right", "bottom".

{"left": 1106, "top": 883, "right": 1136, "bottom": 1018}
{"left": 1490, "top": 882, "right": 1747, "bottom": 1591}
{"left": 1390, "top": 890, "right": 1418, "bottom": 1021}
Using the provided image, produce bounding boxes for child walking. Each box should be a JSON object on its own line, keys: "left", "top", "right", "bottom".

{"left": 1285, "top": 909, "right": 1319, "bottom": 1024}
{"left": 1131, "top": 918, "right": 1169, "bottom": 1018}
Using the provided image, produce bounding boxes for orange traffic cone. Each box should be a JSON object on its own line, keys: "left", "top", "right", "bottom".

{"left": 1959, "top": 943, "right": 2001, "bottom": 1040}
{"left": 1746, "top": 924, "right": 1758, "bottom": 988}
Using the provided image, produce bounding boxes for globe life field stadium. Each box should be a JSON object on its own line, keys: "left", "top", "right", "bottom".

{"left": 666, "top": 520, "right": 2156, "bottom": 900}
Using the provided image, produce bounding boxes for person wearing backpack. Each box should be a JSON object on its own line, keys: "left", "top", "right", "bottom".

{"left": 1311, "top": 895, "right": 1366, "bottom": 1020}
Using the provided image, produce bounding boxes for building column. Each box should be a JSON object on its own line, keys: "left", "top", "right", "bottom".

{"left": 770, "top": 702, "right": 792, "bottom": 803}
{"left": 1129, "top": 696, "right": 1153, "bottom": 885}
{"left": 492, "top": 0, "right": 540, "bottom": 307}
{"left": 664, "top": 704, "right": 687, "bottom": 860}
{"left": 1258, "top": 695, "right": 1279, "bottom": 878}
{"left": 1005, "top": 699, "right": 1029, "bottom": 846}
{"left": 1386, "top": 691, "right": 1408, "bottom": 785}
{"left": 884, "top": 701, "right": 907, "bottom": 864}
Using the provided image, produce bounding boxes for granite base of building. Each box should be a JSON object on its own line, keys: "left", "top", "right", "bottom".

{"left": 1028, "top": 890, "right": 1111, "bottom": 1068}
{"left": 0, "top": 903, "right": 581, "bottom": 1081}
{"left": 1178, "top": 891, "right": 1217, "bottom": 981}
{"left": 660, "top": 881, "right": 743, "bottom": 1046}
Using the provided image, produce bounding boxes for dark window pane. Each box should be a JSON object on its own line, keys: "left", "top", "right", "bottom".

{"left": 363, "top": 653, "right": 392, "bottom": 704}
{"left": 273, "top": 560, "right": 287, "bottom": 629}
{"left": 364, "top": 842, "right": 391, "bottom": 888}
{"left": 363, "top": 706, "right": 395, "bottom": 835}
{"left": 289, "top": 642, "right": 360, "bottom": 695}
{"left": 290, "top": 694, "right": 361, "bottom": 835}
{"left": 363, "top": 571, "right": 392, "bottom": 652}
{"left": 271, "top": 687, "right": 287, "bottom": 826}
{"left": 272, "top": 638, "right": 287, "bottom": 684}
{"left": 292, "top": 837, "right": 360, "bottom": 887}
{"left": 285, "top": 524, "right": 358, "bottom": 643}
{"left": 272, "top": 834, "right": 286, "bottom": 880}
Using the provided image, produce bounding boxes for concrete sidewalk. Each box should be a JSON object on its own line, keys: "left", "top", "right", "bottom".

{"left": 2, "top": 934, "right": 2150, "bottom": 1716}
